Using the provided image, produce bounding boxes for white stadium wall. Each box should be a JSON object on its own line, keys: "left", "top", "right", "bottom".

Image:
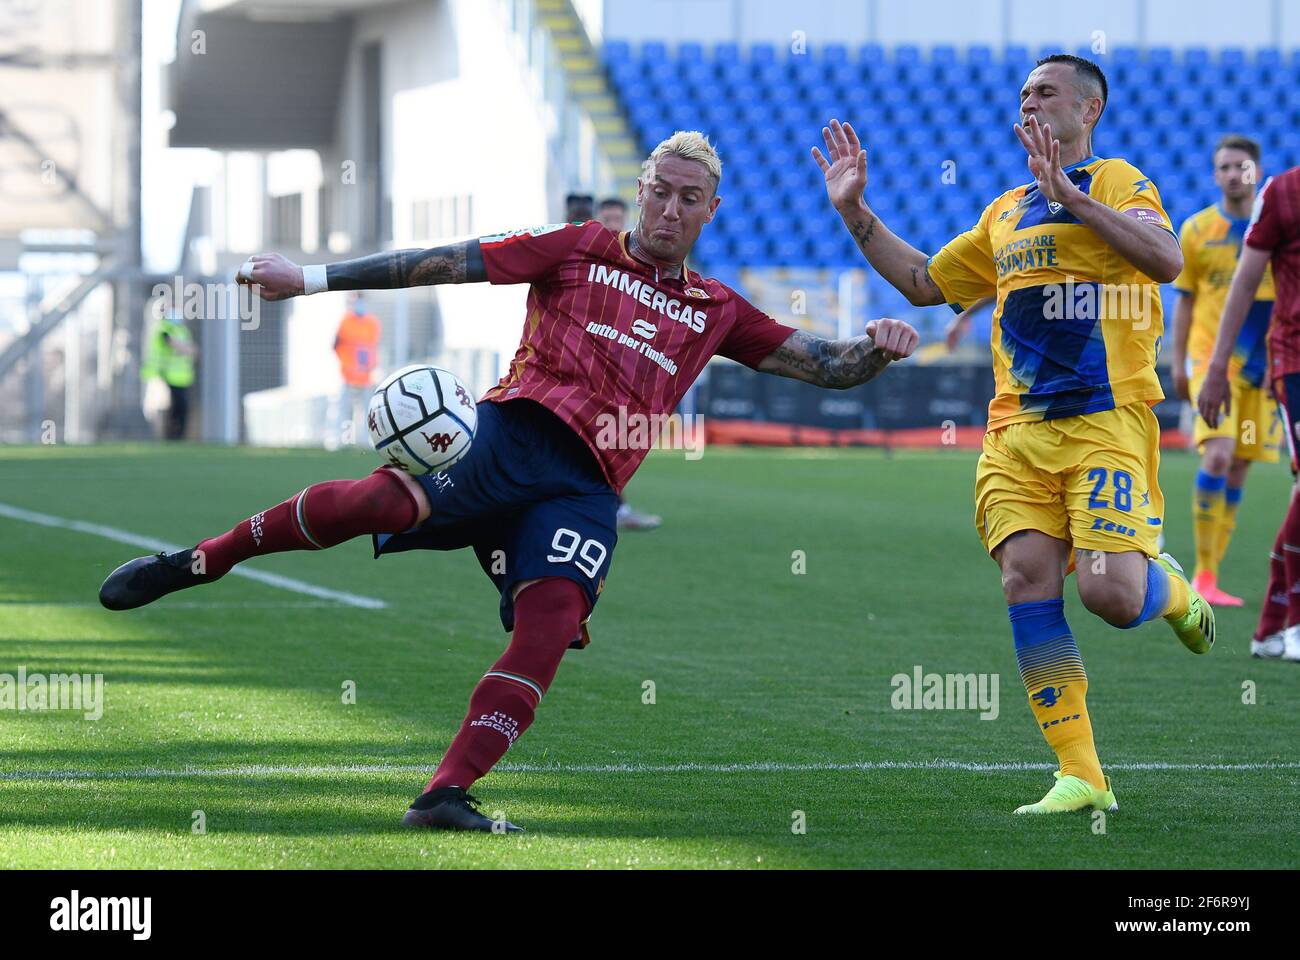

{"left": 283, "top": 0, "right": 554, "bottom": 399}
{"left": 603, "top": 0, "right": 1298, "bottom": 50}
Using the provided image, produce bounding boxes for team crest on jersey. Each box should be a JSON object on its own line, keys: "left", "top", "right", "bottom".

{"left": 1047, "top": 201, "right": 1063, "bottom": 215}
{"left": 479, "top": 223, "right": 570, "bottom": 244}
{"left": 684, "top": 286, "right": 708, "bottom": 299}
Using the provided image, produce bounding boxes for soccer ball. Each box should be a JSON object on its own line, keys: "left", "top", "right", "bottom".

{"left": 367, "top": 364, "right": 477, "bottom": 474}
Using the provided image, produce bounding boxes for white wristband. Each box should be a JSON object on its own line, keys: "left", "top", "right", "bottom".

{"left": 302, "top": 264, "right": 329, "bottom": 296}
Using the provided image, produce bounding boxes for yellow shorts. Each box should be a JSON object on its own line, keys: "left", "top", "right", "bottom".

{"left": 1190, "top": 373, "right": 1281, "bottom": 463}
{"left": 975, "top": 403, "right": 1164, "bottom": 558}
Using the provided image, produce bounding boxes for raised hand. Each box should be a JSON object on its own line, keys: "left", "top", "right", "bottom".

{"left": 1013, "top": 115, "right": 1083, "bottom": 208}
{"left": 235, "top": 253, "right": 305, "bottom": 301}
{"left": 812, "top": 118, "right": 868, "bottom": 213}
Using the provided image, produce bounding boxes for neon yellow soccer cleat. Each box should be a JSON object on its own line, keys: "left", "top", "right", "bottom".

{"left": 1156, "top": 553, "right": 1215, "bottom": 655}
{"left": 1014, "top": 771, "right": 1118, "bottom": 815}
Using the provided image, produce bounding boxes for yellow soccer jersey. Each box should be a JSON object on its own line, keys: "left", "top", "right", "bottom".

{"left": 929, "top": 156, "right": 1172, "bottom": 430}
{"left": 1175, "top": 203, "right": 1276, "bottom": 386}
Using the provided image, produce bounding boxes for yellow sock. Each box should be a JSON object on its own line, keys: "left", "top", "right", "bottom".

{"left": 1030, "top": 679, "right": 1104, "bottom": 789}
{"left": 1192, "top": 470, "right": 1227, "bottom": 578}
{"left": 1013, "top": 601, "right": 1105, "bottom": 790}
{"left": 1160, "top": 562, "right": 1191, "bottom": 620}
{"left": 1216, "top": 486, "right": 1243, "bottom": 568}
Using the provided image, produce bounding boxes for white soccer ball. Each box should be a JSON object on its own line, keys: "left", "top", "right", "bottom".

{"left": 367, "top": 364, "right": 477, "bottom": 474}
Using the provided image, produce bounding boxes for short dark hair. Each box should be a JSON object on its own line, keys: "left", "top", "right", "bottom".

{"left": 564, "top": 192, "right": 594, "bottom": 220}
{"left": 1215, "top": 133, "right": 1261, "bottom": 164}
{"left": 598, "top": 197, "right": 627, "bottom": 212}
{"left": 1035, "top": 54, "right": 1108, "bottom": 125}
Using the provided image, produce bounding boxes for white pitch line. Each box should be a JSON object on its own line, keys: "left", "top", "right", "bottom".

{"left": 0, "top": 501, "right": 385, "bottom": 610}
{"left": 2, "top": 759, "right": 1297, "bottom": 782}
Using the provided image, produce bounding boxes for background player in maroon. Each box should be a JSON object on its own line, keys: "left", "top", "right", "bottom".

{"left": 1200, "top": 165, "right": 1300, "bottom": 661}
{"left": 98, "top": 132, "right": 920, "bottom": 832}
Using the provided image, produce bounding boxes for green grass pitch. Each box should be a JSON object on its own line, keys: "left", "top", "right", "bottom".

{"left": 1, "top": 441, "right": 1296, "bottom": 869}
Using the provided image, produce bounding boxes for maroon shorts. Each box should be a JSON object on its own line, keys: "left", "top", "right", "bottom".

{"left": 1272, "top": 372, "right": 1300, "bottom": 474}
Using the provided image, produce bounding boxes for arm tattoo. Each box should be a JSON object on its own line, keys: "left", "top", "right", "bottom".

{"left": 766, "top": 330, "right": 891, "bottom": 390}
{"left": 849, "top": 215, "right": 877, "bottom": 253}
{"left": 910, "top": 263, "right": 939, "bottom": 291}
{"left": 326, "top": 239, "right": 486, "bottom": 290}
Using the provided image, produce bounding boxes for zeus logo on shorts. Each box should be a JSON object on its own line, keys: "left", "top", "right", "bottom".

{"left": 1090, "top": 517, "right": 1137, "bottom": 537}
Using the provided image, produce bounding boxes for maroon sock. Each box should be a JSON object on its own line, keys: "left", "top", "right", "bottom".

{"left": 1284, "top": 494, "right": 1300, "bottom": 629}
{"left": 426, "top": 578, "right": 588, "bottom": 792}
{"left": 1256, "top": 521, "right": 1289, "bottom": 639}
{"left": 194, "top": 467, "right": 420, "bottom": 579}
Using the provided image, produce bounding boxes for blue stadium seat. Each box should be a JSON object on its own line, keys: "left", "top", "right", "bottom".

{"left": 1004, "top": 45, "right": 1031, "bottom": 70}
{"left": 756, "top": 59, "right": 793, "bottom": 87}
{"left": 711, "top": 42, "right": 739, "bottom": 63}
{"left": 772, "top": 236, "right": 809, "bottom": 264}
{"left": 1220, "top": 48, "right": 1247, "bottom": 70}
{"left": 822, "top": 44, "right": 849, "bottom": 64}
{"left": 624, "top": 41, "right": 1300, "bottom": 274}
{"left": 810, "top": 236, "right": 852, "bottom": 267}
{"left": 932, "top": 46, "right": 958, "bottom": 67}
{"left": 694, "top": 234, "right": 728, "bottom": 265}
{"left": 858, "top": 43, "right": 885, "bottom": 66}
{"left": 683, "top": 62, "right": 716, "bottom": 89}
{"left": 1258, "top": 110, "right": 1292, "bottom": 133}
{"left": 788, "top": 57, "right": 828, "bottom": 85}
{"left": 864, "top": 61, "right": 901, "bottom": 89}
{"left": 1239, "top": 64, "right": 1270, "bottom": 90}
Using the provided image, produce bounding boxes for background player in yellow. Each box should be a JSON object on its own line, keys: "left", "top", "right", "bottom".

{"left": 1171, "top": 135, "right": 1279, "bottom": 607}
{"left": 813, "top": 54, "right": 1215, "bottom": 815}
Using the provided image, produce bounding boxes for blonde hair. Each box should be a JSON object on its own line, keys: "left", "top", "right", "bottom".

{"left": 641, "top": 130, "right": 722, "bottom": 192}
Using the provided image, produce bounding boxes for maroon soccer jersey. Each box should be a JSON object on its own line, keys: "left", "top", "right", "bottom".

{"left": 478, "top": 221, "right": 796, "bottom": 491}
{"left": 1245, "top": 167, "right": 1300, "bottom": 378}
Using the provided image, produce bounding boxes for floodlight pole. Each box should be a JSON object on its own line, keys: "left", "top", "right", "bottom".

{"left": 103, "top": 0, "right": 151, "bottom": 439}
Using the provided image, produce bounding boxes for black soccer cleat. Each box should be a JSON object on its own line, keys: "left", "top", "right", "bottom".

{"left": 401, "top": 786, "right": 524, "bottom": 833}
{"left": 99, "top": 549, "right": 211, "bottom": 610}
